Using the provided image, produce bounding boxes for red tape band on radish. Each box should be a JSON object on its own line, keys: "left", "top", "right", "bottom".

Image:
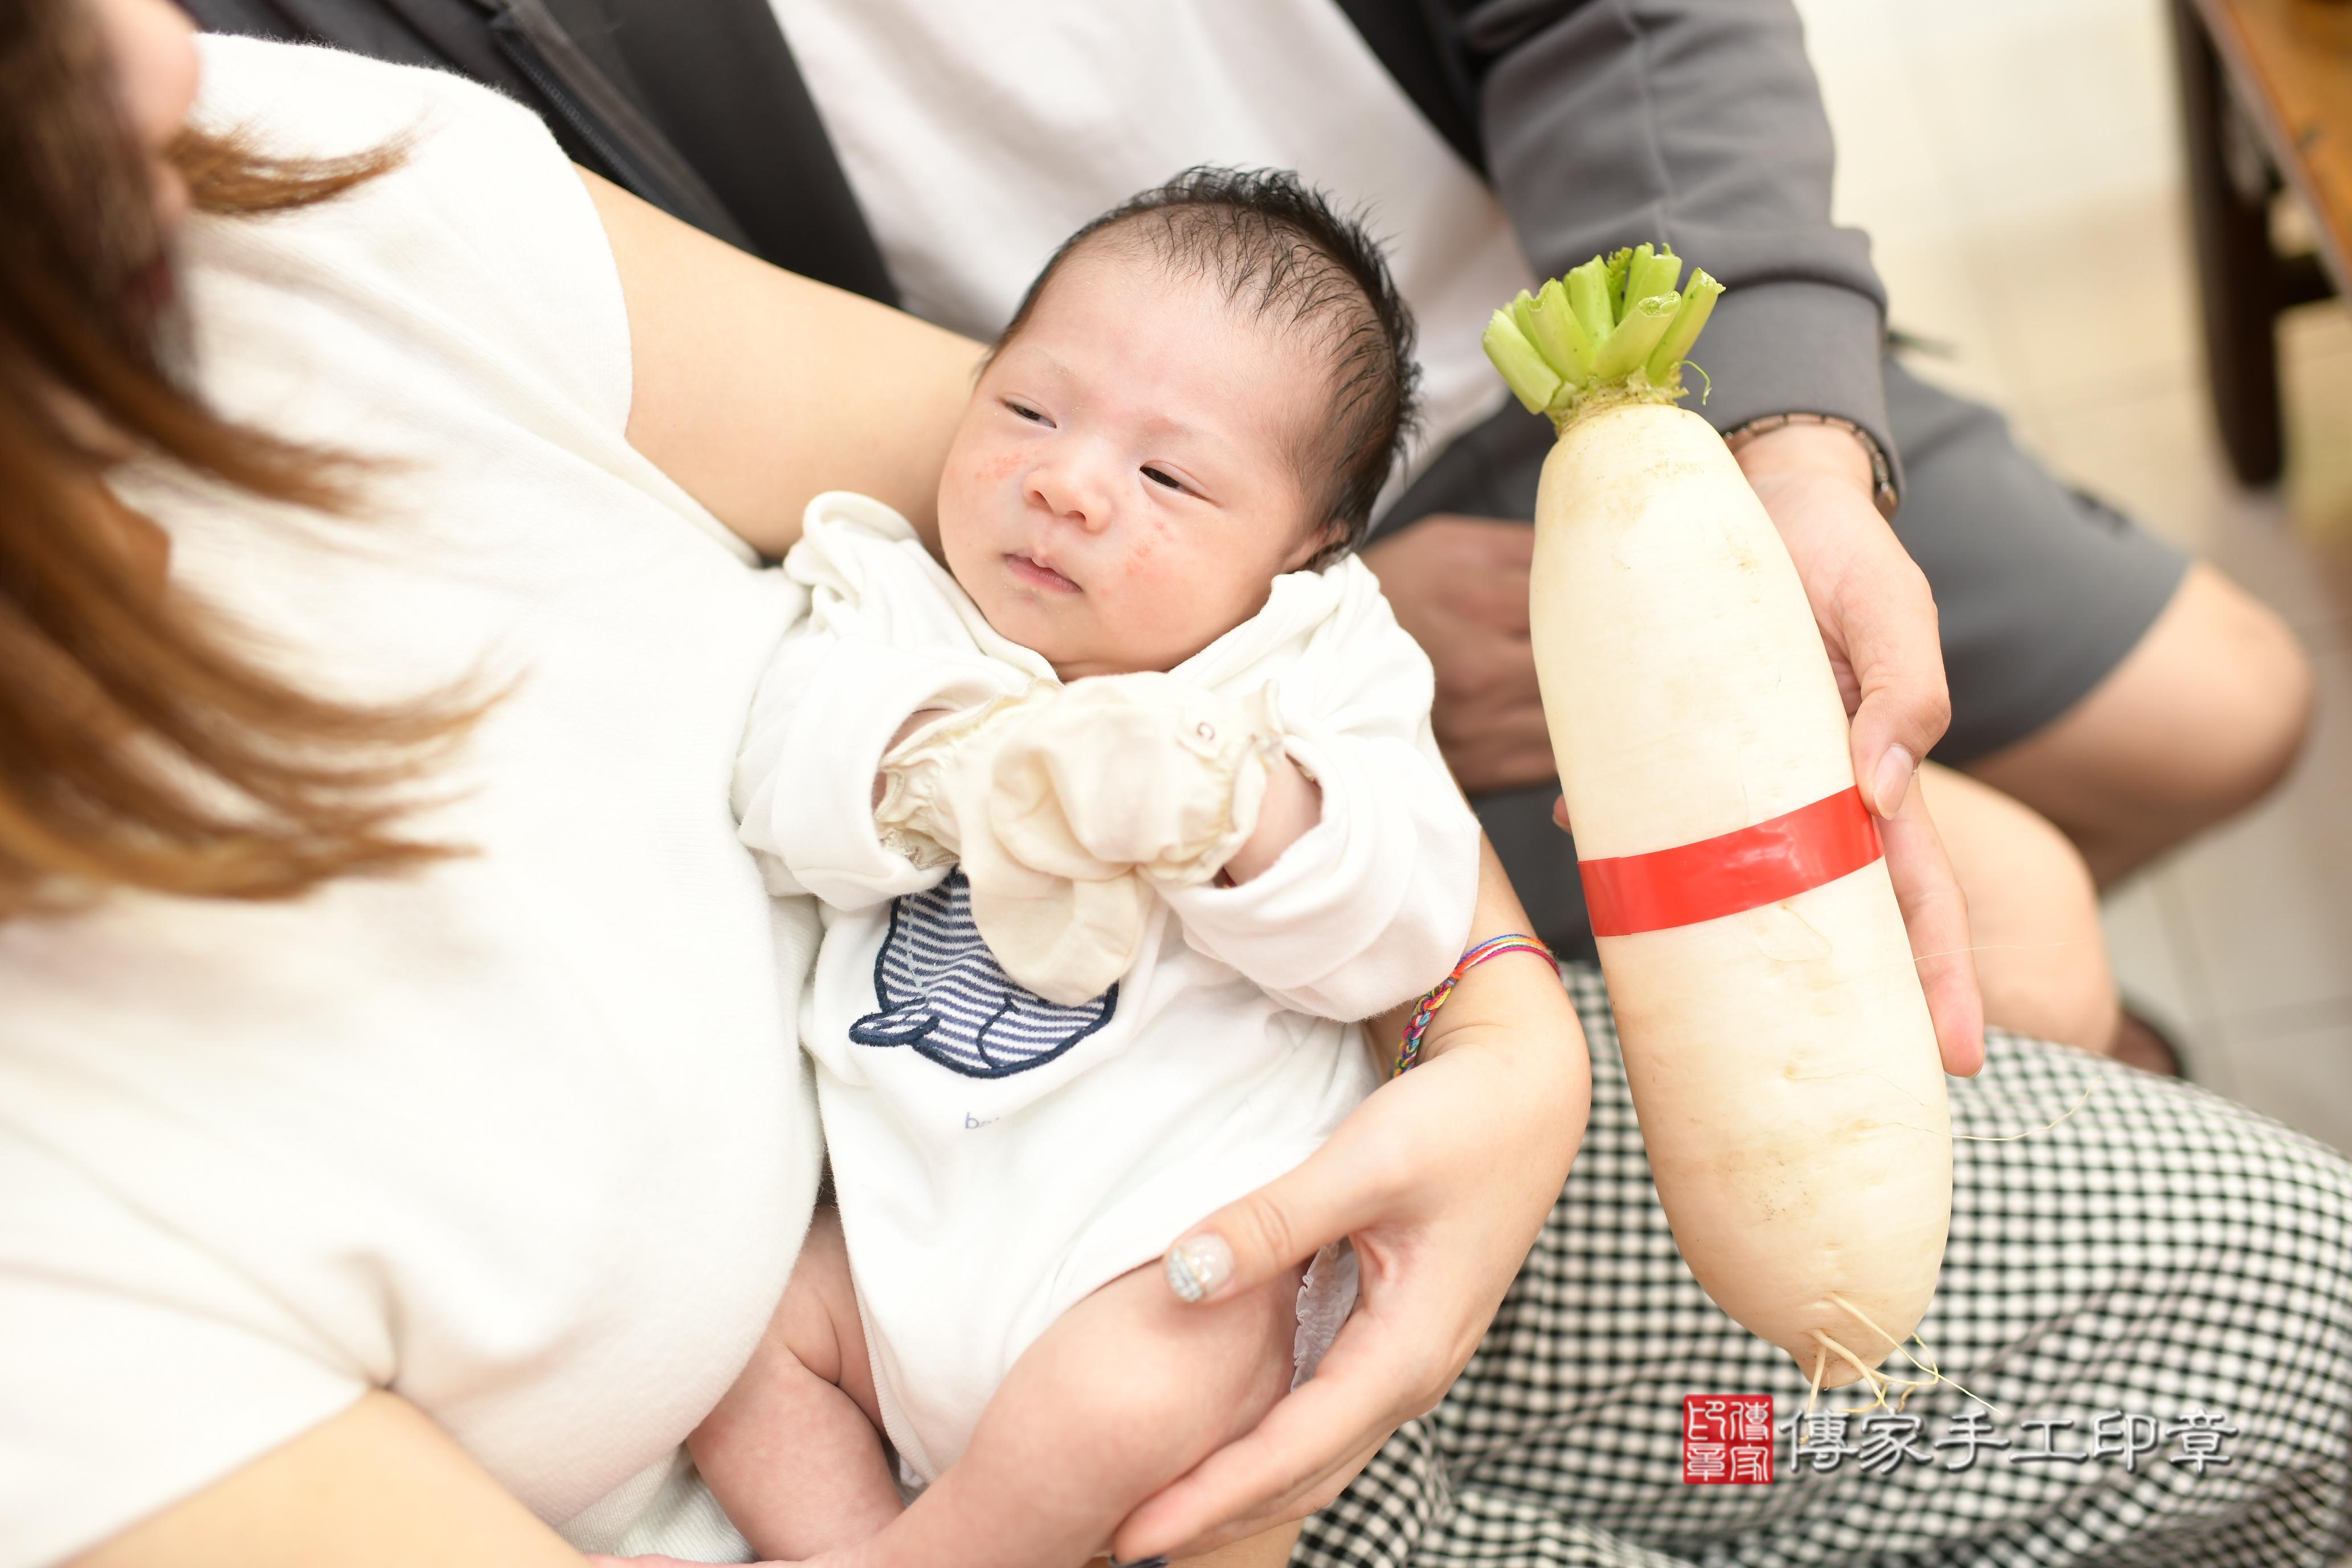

{"left": 1579, "top": 785, "right": 1884, "bottom": 937}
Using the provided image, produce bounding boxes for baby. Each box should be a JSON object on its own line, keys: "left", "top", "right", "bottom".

{"left": 716, "top": 169, "right": 1482, "bottom": 1567}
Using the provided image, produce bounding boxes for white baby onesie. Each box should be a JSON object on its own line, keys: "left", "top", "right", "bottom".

{"left": 733, "top": 493, "right": 1481, "bottom": 1481}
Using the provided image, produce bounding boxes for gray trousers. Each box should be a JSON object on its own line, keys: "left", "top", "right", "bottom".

{"left": 1377, "top": 358, "right": 2191, "bottom": 960}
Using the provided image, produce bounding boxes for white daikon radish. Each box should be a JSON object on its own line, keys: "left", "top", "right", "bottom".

{"left": 1484, "top": 247, "right": 1951, "bottom": 1394}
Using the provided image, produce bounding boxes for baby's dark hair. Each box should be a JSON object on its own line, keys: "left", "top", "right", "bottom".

{"left": 994, "top": 168, "right": 1421, "bottom": 565}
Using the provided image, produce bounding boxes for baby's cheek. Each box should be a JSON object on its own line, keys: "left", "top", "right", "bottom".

{"left": 1116, "top": 516, "right": 1202, "bottom": 598}
{"left": 938, "top": 454, "right": 1000, "bottom": 520}
{"left": 938, "top": 428, "right": 1026, "bottom": 514}
{"left": 1110, "top": 536, "right": 1228, "bottom": 654}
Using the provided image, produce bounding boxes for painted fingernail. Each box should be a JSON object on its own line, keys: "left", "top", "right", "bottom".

{"left": 1870, "top": 744, "right": 1916, "bottom": 818}
{"left": 1165, "top": 1233, "right": 1232, "bottom": 1302}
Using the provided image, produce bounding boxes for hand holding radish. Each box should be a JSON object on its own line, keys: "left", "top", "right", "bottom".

{"left": 1733, "top": 424, "right": 1942, "bottom": 816}
{"left": 1729, "top": 420, "right": 1982, "bottom": 1077}
{"left": 1485, "top": 246, "right": 1963, "bottom": 1394}
{"left": 1369, "top": 399, "right": 1985, "bottom": 1078}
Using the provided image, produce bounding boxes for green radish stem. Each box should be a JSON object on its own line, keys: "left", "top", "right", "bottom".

{"left": 1484, "top": 243, "right": 1726, "bottom": 430}
{"left": 1588, "top": 291, "right": 1679, "bottom": 382}
{"left": 1524, "top": 277, "right": 1592, "bottom": 386}
{"left": 1645, "top": 281, "right": 1722, "bottom": 386}
{"left": 1623, "top": 243, "right": 1683, "bottom": 311}
{"left": 1483, "top": 310, "right": 1562, "bottom": 414}
{"left": 1567, "top": 264, "right": 1614, "bottom": 345}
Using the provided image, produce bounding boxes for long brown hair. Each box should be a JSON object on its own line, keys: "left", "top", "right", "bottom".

{"left": 0, "top": 0, "right": 479, "bottom": 920}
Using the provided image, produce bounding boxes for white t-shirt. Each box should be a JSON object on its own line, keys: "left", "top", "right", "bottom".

{"left": 766, "top": 0, "right": 1536, "bottom": 508}
{"left": 0, "top": 39, "right": 812, "bottom": 1566}
{"left": 733, "top": 496, "right": 1479, "bottom": 1479}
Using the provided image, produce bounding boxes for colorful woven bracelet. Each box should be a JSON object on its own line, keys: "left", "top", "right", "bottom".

{"left": 1391, "top": 933, "right": 1555, "bottom": 1077}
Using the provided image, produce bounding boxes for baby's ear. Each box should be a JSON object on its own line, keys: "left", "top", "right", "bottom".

{"left": 1284, "top": 518, "right": 1349, "bottom": 572}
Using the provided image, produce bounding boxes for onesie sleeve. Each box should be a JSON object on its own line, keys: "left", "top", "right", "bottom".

{"left": 1159, "top": 575, "right": 1482, "bottom": 1022}
{"left": 732, "top": 627, "right": 1024, "bottom": 909}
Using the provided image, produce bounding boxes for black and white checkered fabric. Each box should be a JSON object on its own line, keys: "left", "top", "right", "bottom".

{"left": 1297, "top": 962, "right": 2352, "bottom": 1567}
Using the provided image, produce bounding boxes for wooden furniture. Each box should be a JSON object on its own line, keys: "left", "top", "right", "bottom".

{"left": 2171, "top": 0, "right": 2352, "bottom": 484}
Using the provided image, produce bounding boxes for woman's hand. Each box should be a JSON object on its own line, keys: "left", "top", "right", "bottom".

{"left": 1110, "top": 842, "right": 1590, "bottom": 1562}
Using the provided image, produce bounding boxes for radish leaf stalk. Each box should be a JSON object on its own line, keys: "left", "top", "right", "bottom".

{"left": 1588, "top": 291, "right": 1680, "bottom": 383}
{"left": 1624, "top": 243, "right": 1683, "bottom": 311}
{"left": 1484, "top": 244, "right": 1725, "bottom": 429}
{"left": 1483, "top": 309, "right": 1562, "bottom": 414}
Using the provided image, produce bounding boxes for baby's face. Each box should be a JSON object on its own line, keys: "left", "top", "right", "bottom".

{"left": 937, "top": 246, "right": 1335, "bottom": 679}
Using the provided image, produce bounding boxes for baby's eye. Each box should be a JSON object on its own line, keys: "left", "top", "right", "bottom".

{"left": 1141, "top": 467, "right": 1184, "bottom": 491}
{"left": 1004, "top": 401, "right": 1050, "bottom": 424}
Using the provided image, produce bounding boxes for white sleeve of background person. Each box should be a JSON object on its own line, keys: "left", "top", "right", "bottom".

{"left": 0, "top": 37, "right": 816, "bottom": 1568}
{"left": 1159, "top": 561, "right": 1481, "bottom": 1020}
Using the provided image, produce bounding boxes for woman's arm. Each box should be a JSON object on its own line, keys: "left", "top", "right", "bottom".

{"left": 580, "top": 170, "right": 984, "bottom": 556}
{"left": 1114, "top": 838, "right": 1591, "bottom": 1562}
{"left": 68, "top": 1393, "right": 589, "bottom": 1568}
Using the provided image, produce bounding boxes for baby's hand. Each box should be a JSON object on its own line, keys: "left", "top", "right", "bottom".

{"left": 1216, "top": 752, "right": 1320, "bottom": 887}
{"left": 869, "top": 706, "right": 958, "bottom": 811}
{"left": 990, "top": 673, "right": 1281, "bottom": 884}
{"left": 872, "top": 693, "right": 1051, "bottom": 862}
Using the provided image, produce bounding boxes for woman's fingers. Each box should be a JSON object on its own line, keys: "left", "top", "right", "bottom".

{"left": 1117, "top": 1427, "right": 1392, "bottom": 1562}
{"left": 1114, "top": 1381, "right": 1385, "bottom": 1554}
{"left": 1110, "top": 1325, "right": 1413, "bottom": 1559}
{"left": 1163, "top": 1116, "right": 1394, "bottom": 1305}
{"left": 1882, "top": 771, "right": 1986, "bottom": 1076}
{"left": 1135, "top": 1060, "right": 1582, "bottom": 1557}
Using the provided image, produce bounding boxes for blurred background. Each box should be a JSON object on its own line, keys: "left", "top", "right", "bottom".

{"left": 1792, "top": 0, "right": 2352, "bottom": 1153}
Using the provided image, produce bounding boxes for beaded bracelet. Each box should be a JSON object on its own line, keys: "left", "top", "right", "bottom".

{"left": 1391, "top": 933, "right": 1555, "bottom": 1077}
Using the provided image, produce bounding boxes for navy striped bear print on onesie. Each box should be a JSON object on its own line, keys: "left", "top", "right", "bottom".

{"left": 849, "top": 869, "right": 1119, "bottom": 1079}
